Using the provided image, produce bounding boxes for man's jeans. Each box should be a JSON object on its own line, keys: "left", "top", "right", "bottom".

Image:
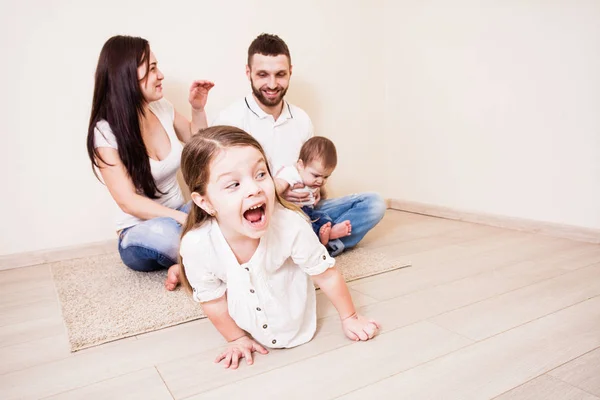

{"left": 315, "top": 192, "right": 386, "bottom": 256}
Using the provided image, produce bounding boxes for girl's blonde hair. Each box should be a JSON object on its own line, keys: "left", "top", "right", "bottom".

{"left": 179, "top": 125, "right": 300, "bottom": 292}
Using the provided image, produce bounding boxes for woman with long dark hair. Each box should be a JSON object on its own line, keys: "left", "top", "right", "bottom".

{"left": 86, "top": 35, "right": 213, "bottom": 290}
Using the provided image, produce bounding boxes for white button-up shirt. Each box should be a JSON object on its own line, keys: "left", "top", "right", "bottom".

{"left": 180, "top": 206, "right": 335, "bottom": 348}
{"left": 212, "top": 95, "right": 314, "bottom": 175}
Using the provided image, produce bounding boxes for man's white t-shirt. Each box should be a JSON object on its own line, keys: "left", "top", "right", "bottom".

{"left": 93, "top": 98, "right": 185, "bottom": 231}
{"left": 180, "top": 205, "right": 335, "bottom": 348}
{"left": 212, "top": 94, "right": 314, "bottom": 175}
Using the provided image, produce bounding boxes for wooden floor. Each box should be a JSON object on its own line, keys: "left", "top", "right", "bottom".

{"left": 1, "top": 210, "right": 600, "bottom": 399}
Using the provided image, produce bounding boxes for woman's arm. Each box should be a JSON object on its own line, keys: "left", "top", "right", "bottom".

{"left": 173, "top": 80, "right": 214, "bottom": 143}
{"left": 97, "top": 147, "right": 188, "bottom": 224}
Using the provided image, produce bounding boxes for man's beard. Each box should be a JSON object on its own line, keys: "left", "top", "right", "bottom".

{"left": 251, "top": 79, "right": 288, "bottom": 107}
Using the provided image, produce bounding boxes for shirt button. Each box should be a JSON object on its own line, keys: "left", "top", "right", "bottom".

{"left": 250, "top": 289, "right": 255, "bottom": 294}
{"left": 322, "top": 255, "right": 327, "bottom": 260}
{"left": 272, "top": 339, "right": 277, "bottom": 345}
{"left": 256, "top": 307, "right": 262, "bottom": 311}
{"left": 262, "top": 324, "right": 268, "bottom": 329}
{"left": 245, "top": 267, "right": 249, "bottom": 271}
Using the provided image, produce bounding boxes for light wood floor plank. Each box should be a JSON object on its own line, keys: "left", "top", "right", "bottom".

{"left": 0, "top": 316, "right": 65, "bottom": 348}
{"left": 0, "top": 299, "right": 61, "bottom": 327}
{"left": 433, "top": 262, "right": 600, "bottom": 341}
{"left": 0, "top": 264, "right": 52, "bottom": 287}
{"left": 156, "top": 316, "right": 348, "bottom": 399}
{"left": 359, "top": 234, "right": 589, "bottom": 301}
{"left": 351, "top": 244, "right": 597, "bottom": 335}
{"left": 0, "top": 335, "right": 70, "bottom": 375}
{"left": 494, "top": 374, "right": 599, "bottom": 400}
{"left": 339, "top": 296, "right": 600, "bottom": 400}
{"left": 549, "top": 348, "right": 600, "bottom": 397}
{"left": 180, "top": 321, "right": 471, "bottom": 400}
{"left": 43, "top": 368, "right": 173, "bottom": 400}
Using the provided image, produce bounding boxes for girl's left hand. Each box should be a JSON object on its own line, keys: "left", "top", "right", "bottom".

{"left": 342, "top": 313, "right": 380, "bottom": 341}
{"left": 189, "top": 80, "right": 215, "bottom": 111}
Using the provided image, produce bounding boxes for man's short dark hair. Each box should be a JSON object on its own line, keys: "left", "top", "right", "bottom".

{"left": 247, "top": 33, "right": 291, "bottom": 67}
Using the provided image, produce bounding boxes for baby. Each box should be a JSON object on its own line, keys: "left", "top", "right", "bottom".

{"left": 276, "top": 136, "right": 352, "bottom": 246}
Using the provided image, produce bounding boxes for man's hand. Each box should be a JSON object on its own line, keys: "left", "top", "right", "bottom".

{"left": 277, "top": 181, "right": 310, "bottom": 204}
{"left": 313, "top": 188, "right": 321, "bottom": 205}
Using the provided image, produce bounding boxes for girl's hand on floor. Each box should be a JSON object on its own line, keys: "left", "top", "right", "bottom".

{"left": 342, "top": 313, "right": 380, "bottom": 341}
{"left": 214, "top": 336, "right": 268, "bottom": 369}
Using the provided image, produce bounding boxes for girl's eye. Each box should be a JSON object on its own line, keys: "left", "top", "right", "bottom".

{"left": 226, "top": 182, "right": 239, "bottom": 189}
{"left": 256, "top": 172, "right": 266, "bottom": 179}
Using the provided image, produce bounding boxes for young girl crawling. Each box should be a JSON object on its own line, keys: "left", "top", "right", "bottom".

{"left": 178, "top": 126, "right": 379, "bottom": 369}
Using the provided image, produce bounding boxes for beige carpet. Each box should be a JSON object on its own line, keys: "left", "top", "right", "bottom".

{"left": 51, "top": 248, "right": 410, "bottom": 352}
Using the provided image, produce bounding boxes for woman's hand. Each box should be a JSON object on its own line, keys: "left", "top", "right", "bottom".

{"left": 214, "top": 336, "right": 269, "bottom": 369}
{"left": 173, "top": 210, "right": 188, "bottom": 225}
{"left": 189, "top": 80, "right": 215, "bottom": 111}
{"left": 342, "top": 313, "right": 380, "bottom": 341}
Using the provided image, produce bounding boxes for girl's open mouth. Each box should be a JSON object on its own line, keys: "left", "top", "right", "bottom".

{"left": 243, "top": 203, "right": 267, "bottom": 229}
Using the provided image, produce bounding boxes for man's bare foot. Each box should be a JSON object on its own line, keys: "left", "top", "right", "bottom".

{"left": 330, "top": 220, "right": 352, "bottom": 240}
{"left": 165, "top": 263, "right": 181, "bottom": 291}
{"left": 319, "top": 222, "right": 332, "bottom": 245}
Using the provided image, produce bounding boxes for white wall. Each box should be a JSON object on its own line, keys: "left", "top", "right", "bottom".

{"left": 0, "top": 0, "right": 386, "bottom": 255}
{"left": 383, "top": 0, "right": 600, "bottom": 230}
{"left": 3, "top": 0, "right": 599, "bottom": 256}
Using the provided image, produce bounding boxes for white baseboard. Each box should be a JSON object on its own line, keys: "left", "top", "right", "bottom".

{"left": 0, "top": 239, "right": 117, "bottom": 271}
{"left": 389, "top": 199, "right": 600, "bottom": 244}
